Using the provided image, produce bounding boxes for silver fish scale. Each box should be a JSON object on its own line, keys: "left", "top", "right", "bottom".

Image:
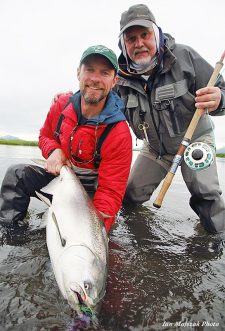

{"left": 89, "top": 209, "right": 108, "bottom": 264}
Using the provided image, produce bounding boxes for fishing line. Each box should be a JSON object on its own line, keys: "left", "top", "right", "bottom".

{"left": 52, "top": 212, "right": 66, "bottom": 247}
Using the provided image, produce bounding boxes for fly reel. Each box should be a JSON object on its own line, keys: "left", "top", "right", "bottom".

{"left": 184, "top": 142, "right": 214, "bottom": 171}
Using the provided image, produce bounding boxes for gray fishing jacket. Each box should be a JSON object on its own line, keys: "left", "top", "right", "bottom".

{"left": 117, "top": 34, "right": 225, "bottom": 155}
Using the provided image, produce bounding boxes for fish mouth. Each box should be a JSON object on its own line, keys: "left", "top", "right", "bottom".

{"left": 70, "top": 285, "right": 95, "bottom": 316}
{"left": 70, "top": 283, "right": 86, "bottom": 304}
{"left": 75, "top": 291, "right": 85, "bottom": 305}
{"left": 70, "top": 283, "right": 98, "bottom": 307}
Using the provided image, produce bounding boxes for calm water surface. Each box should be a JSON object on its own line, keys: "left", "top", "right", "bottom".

{"left": 0, "top": 145, "right": 225, "bottom": 331}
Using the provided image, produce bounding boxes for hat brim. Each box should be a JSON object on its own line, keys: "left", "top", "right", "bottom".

{"left": 119, "top": 19, "right": 153, "bottom": 36}
{"left": 80, "top": 53, "right": 118, "bottom": 71}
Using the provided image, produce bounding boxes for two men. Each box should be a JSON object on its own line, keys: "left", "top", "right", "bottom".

{"left": 0, "top": 45, "right": 132, "bottom": 234}
{"left": 118, "top": 4, "right": 225, "bottom": 233}
{"left": 1, "top": 4, "right": 225, "bottom": 236}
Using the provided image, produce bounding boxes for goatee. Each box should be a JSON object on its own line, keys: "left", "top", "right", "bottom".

{"left": 82, "top": 94, "right": 105, "bottom": 104}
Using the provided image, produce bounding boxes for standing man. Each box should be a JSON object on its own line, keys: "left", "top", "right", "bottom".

{"left": 117, "top": 4, "right": 225, "bottom": 233}
{"left": 0, "top": 45, "right": 132, "bottom": 234}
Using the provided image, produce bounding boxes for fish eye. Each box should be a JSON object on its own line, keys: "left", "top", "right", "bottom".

{"left": 84, "top": 282, "right": 92, "bottom": 291}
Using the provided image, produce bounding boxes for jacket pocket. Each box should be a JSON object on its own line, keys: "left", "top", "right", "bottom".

{"left": 154, "top": 80, "right": 195, "bottom": 137}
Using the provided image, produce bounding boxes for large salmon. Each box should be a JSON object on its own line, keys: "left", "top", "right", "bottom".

{"left": 37, "top": 165, "right": 108, "bottom": 316}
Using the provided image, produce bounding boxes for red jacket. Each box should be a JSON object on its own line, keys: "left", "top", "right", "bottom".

{"left": 39, "top": 91, "right": 132, "bottom": 232}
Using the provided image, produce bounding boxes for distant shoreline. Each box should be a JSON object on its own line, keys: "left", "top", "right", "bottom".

{"left": 0, "top": 140, "right": 224, "bottom": 158}
{"left": 0, "top": 139, "right": 38, "bottom": 147}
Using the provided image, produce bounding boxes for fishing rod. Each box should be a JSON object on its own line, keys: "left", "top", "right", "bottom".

{"left": 153, "top": 51, "right": 225, "bottom": 209}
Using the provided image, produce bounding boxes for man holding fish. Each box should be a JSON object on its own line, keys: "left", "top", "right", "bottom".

{"left": 0, "top": 45, "right": 132, "bottom": 234}
{"left": 46, "top": 4, "right": 225, "bottom": 235}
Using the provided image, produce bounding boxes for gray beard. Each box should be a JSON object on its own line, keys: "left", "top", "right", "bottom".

{"left": 130, "top": 55, "right": 158, "bottom": 74}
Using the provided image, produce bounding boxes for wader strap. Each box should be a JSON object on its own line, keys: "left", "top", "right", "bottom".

{"left": 54, "top": 99, "right": 72, "bottom": 143}
{"left": 54, "top": 114, "right": 65, "bottom": 143}
{"left": 94, "top": 123, "right": 117, "bottom": 168}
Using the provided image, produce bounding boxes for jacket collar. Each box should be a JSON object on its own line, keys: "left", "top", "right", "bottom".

{"left": 69, "top": 90, "right": 126, "bottom": 125}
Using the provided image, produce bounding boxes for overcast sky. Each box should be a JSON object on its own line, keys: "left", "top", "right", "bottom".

{"left": 0, "top": 0, "right": 224, "bottom": 147}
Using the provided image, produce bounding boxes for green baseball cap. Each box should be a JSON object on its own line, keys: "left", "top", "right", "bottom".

{"left": 80, "top": 45, "right": 118, "bottom": 72}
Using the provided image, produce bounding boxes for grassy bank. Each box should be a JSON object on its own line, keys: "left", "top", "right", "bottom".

{"left": 0, "top": 140, "right": 224, "bottom": 158}
{"left": 0, "top": 140, "right": 38, "bottom": 146}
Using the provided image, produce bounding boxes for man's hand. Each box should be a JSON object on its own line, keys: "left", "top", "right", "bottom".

{"left": 45, "top": 148, "right": 71, "bottom": 176}
{"left": 195, "top": 86, "right": 221, "bottom": 113}
{"left": 51, "top": 91, "right": 73, "bottom": 105}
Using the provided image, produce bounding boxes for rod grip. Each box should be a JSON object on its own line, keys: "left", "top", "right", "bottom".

{"left": 153, "top": 172, "right": 175, "bottom": 208}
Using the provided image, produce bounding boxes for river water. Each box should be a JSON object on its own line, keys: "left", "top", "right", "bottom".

{"left": 0, "top": 145, "right": 225, "bottom": 331}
